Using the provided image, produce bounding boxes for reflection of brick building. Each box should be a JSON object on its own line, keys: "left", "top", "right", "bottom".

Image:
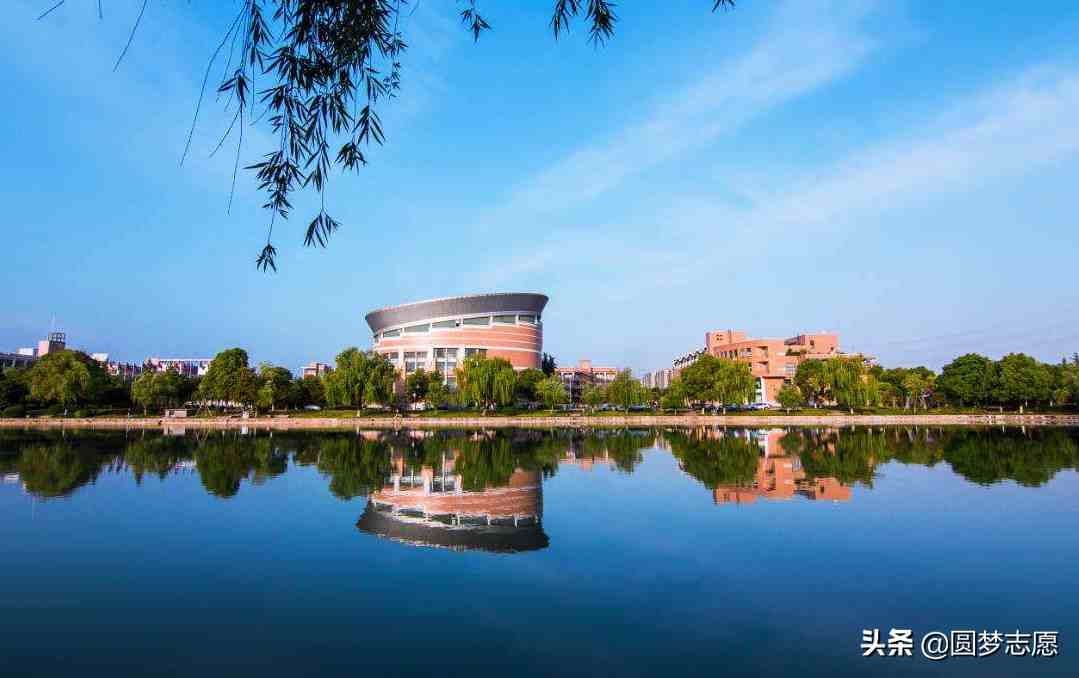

{"left": 356, "top": 448, "right": 547, "bottom": 553}
{"left": 705, "top": 429, "right": 852, "bottom": 505}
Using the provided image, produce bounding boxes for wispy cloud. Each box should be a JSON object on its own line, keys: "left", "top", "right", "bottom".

{"left": 497, "top": 0, "right": 881, "bottom": 216}
{"left": 661, "top": 64, "right": 1079, "bottom": 259}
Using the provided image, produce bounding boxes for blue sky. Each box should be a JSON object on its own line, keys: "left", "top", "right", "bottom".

{"left": 3, "top": 0, "right": 1079, "bottom": 374}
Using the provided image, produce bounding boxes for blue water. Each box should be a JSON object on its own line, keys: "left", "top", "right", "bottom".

{"left": 1, "top": 427, "right": 1076, "bottom": 677}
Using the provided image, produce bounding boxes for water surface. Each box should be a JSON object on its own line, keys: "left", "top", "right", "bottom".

{"left": 1, "top": 427, "right": 1076, "bottom": 677}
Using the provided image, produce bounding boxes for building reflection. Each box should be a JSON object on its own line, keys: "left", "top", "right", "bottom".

{"left": 356, "top": 442, "right": 548, "bottom": 553}
{"left": 659, "top": 428, "right": 853, "bottom": 506}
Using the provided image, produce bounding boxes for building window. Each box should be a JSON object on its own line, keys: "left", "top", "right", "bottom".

{"left": 464, "top": 348, "right": 487, "bottom": 359}
{"left": 518, "top": 314, "right": 536, "bottom": 324}
{"left": 404, "top": 351, "right": 427, "bottom": 373}
{"left": 462, "top": 316, "right": 490, "bottom": 326}
{"left": 493, "top": 314, "right": 516, "bottom": 324}
{"left": 431, "top": 319, "right": 457, "bottom": 329}
{"left": 381, "top": 329, "right": 402, "bottom": 339}
{"left": 385, "top": 352, "right": 400, "bottom": 367}
{"left": 404, "top": 323, "right": 430, "bottom": 334}
{"left": 435, "top": 348, "right": 458, "bottom": 384}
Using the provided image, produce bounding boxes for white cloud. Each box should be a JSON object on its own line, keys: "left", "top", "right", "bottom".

{"left": 498, "top": 0, "right": 880, "bottom": 215}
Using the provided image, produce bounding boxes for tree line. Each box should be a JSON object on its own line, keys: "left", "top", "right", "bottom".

{"left": 653, "top": 351, "right": 1079, "bottom": 413}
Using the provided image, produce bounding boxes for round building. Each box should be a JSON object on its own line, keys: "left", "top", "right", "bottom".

{"left": 365, "top": 292, "right": 548, "bottom": 387}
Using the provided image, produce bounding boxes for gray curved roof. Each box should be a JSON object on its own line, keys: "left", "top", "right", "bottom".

{"left": 356, "top": 506, "right": 549, "bottom": 553}
{"left": 365, "top": 292, "right": 548, "bottom": 333}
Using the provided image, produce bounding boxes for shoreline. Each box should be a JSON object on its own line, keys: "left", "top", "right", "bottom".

{"left": 2, "top": 413, "right": 1078, "bottom": 430}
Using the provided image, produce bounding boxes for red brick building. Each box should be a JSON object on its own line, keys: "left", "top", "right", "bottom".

{"left": 366, "top": 293, "right": 547, "bottom": 388}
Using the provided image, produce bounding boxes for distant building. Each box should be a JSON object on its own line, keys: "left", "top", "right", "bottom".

{"left": 302, "top": 362, "right": 333, "bottom": 378}
{"left": 556, "top": 359, "right": 621, "bottom": 402}
{"left": 90, "top": 353, "right": 143, "bottom": 381}
{"left": 145, "top": 357, "right": 212, "bottom": 378}
{"left": 0, "top": 352, "right": 35, "bottom": 370}
{"left": 640, "top": 368, "right": 673, "bottom": 390}
{"left": 37, "top": 331, "right": 66, "bottom": 357}
{"left": 654, "top": 368, "right": 673, "bottom": 390}
{"left": 674, "top": 329, "right": 847, "bottom": 404}
{"left": 16, "top": 348, "right": 35, "bottom": 357}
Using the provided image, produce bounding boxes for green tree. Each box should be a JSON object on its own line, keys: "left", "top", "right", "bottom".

{"left": 660, "top": 380, "right": 686, "bottom": 410}
{"left": 297, "top": 375, "right": 326, "bottom": 408}
{"left": 581, "top": 384, "right": 606, "bottom": 412}
{"left": 794, "top": 359, "right": 830, "bottom": 407}
{"left": 1057, "top": 361, "right": 1079, "bottom": 406}
{"left": 257, "top": 363, "right": 293, "bottom": 411}
{"left": 824, "top": 356, "right": 878, "bottom": 413}
{"left": 901, "top": 371, "right": 933, "bottom": 411}
{"left": 606, "top": 370, "right": 645, "bottom": 411}
{"left": 992, "top": 353, "right": 1053, "bottom": 408}
{"left": 362, "top": 353, "right": 397, "bottom": 410}
{"left": 678, "top": 355, "right": 722, "bottom": 411}
{"left": 405, "top": 368, "right": 432, "bottom": 404}
{"left": 323, "top": 347, "right": 371, "bottom": 410}
{"left": 515, "top": 368, "right": 545, "bottom": 403}
{"left": 713, "top": 359, "right": 756, "bottom": 413}
{"left": 541, "top": 352, "right": 558, "bottom": 377}
{"left": 27, "top": 350, "right": 106, "bottom": 414}
{"left": 536, "top": 376, "right": 568, "bottom": 412}
{"left": 197, "top": 348, "right": 259, "bottom": 408}
{"left": 937, "top": 353, "right": 995, "bottom": 406}
{"left": 425, "top": 372, "right": 449, "bottom": 410}
{"left": 0, "top": 369, "right": 29, "bottom": 409}
{"left": 457, "top": 354, "right": 517, "bottom": 411}
{"left": 775, "top": 383, "right": 804, "bottom": 413}
{"left": 322, "top": 348, "right": 394, "bottom": 411}
{"left": 130, "top": 370, "right": 187, "bottom": 415}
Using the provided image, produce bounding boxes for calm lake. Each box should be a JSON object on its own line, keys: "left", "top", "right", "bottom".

{"left": 1, "top": 426, "right": 1077, "bottom": 677}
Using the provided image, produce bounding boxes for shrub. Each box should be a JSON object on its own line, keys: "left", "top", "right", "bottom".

{"left": 46, "top": 403, "right": 65, "bottom": 416}
{"left": 2, "top": 404, "right": 25, "bottom": 418}
{"left": 73, "top": 409, "right": 90, "bottom": 418}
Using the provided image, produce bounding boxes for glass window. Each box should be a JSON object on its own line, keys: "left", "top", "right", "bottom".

{"left": 434, "top": 348, "right": 458, "bottom": 379}
{"left": 464, "top": 348, "right": 487, "bottom": 358}
{"left": 431, "top": 319, "right": 457, "bottom": 329}
{"left": 462, "top": 316, "right": 490, "bottom": 326}
{"left": 385, "top": 352, "right": 400, "bottom": 366}
{"left": 518, "top": 314, "right": 536, "bottom": 324}
{"left": 404, "top": 351, "right": 427, "bottom": 373}
{"left": 382, "top": 328, "right": 401, "bottom": 338}
{"left": 493, "top": 314, "right": 516, "bottom": 324}
{"left": 404, "top": 323, "right": 429, "bottom": 334}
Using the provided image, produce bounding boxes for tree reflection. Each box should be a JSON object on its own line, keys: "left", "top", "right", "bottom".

{"left": 665, "top": 430, "right": 760, "bottom": 487}
{"left": 292, "top": 434, "right": 394, "bottom": 500}
{"left": 192, "top": 434, "right": 288, "bottom": 498}
{"left": 0, "top": 426, "right": 1075, "bottom": 502}
{"left": 939, "top": 428, "right": 1079, "bottom": 487}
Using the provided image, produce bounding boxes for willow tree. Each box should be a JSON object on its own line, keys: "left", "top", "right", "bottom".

{"left": 606, "top": 370, "right": 645, "bottom": 412}
{"left": 457, "top": 354, "right": 516, "bottom": 412}
{"left": 27, "top": 350, "right": 106, "bottom": 414}
{"left": 825, "top": 356, "right": 879, "bottom": 413}
{"left": 40, "top": 1, "right": 736, "bottom": 270}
